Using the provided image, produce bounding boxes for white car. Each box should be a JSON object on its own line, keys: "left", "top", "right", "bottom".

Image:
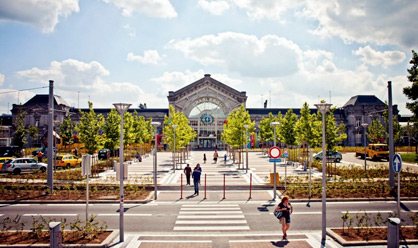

{"left": 1, "top": 158, "right": 47, "bottom": 175}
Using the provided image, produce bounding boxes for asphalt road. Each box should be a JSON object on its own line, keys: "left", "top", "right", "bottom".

{"left": 1, "top": 199, "right": 417, "bottom": 233}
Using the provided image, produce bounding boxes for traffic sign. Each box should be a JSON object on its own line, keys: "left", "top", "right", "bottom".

{"left": 393, "top": 154, "right": 402, "bottom": 173}
{"left": 269, "top": 147, "right": 282, "bottom": 159}
{"left": 282, "top": 148, "right": 289, "bottom": 158}
{"left": 269, "top": 158, "right": 281, "bottom": 163}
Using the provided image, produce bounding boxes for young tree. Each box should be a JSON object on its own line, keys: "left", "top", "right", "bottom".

{"left": 133, "top": 114, "right": 153, "bottom": 144}
{"left": 314, "top": 106, "right": 347, "bottom": 151}
{"left": 102, "top": 108, "right": 120, "bottom": 151}
{"left": 75, "top": 102, "right": 105, "bottom": 154}
{"left": 367, "top": 117, "right": 386, "bottom": 143}
{"left": 123, "top": 111, "right": 134, "bottom": 146}
{"left": 259, "top": 112, "right": 279, "bottom": 144}
{"left": 280, "top": 109, "right": 297, "bottom": 145}
{"left": 222, "top": 104, "right": 255, "bottom": 148}
{"left": 163, "top": 105, "right": 196, "bottom": 149}
{"left": 59, "top": 114, "right": 74, "bottom": 148}
{"left": 403, "top": 50, "right": 418, "bottom": 123}
{"left": 12, "top": 111, "right": 37, "bottom": 150}
{"left": 295, "top": 102, "right": 319, "bottom": 147}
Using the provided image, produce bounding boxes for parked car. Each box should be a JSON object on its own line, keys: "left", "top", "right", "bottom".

{"left": 55, "top": 154, "right": 81, "bottom": 169}
{"left": 98, "top": 149, "right": 110, "bottom": 160}
{"left": 1, "top": 158, "right": 47, "bottom": 175}
{"left": 0, "top": 157, "right": 14, "bottom": 167}
{"left": 314, "top": 151, "right": 342, "bottom": 163}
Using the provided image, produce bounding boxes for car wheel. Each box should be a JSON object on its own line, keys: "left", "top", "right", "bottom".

{"left": 336, "top": 158, "right": 341, "bottom": 163}
{"left": 66, "top": 163, "right": 71, "bottom": 169}
{"left": 315, "top": 157, "right": 321, "bottom": 161}
{"left": 13, "top": 168, "right": 21, "bottom": 175}
{"left": 40, "top": 167, "right": 46, "bottom": 173}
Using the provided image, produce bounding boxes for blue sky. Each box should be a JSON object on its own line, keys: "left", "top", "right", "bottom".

{"left": 0, "top": 0, "right": 416, "bottom": 115}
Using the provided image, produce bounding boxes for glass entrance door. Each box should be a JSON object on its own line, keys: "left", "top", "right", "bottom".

{"left": 200, "top": 139, "right": 214, "bottom": 148}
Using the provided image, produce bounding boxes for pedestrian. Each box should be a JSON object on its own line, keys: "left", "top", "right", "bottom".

{"left": 74, "top": 147, "right": 78, "bottom": 157}
{"left": 275, "top": 195, "right": 293, "bottom": 239}
{"left": 224, "top": 153, "right": 227, "bottom": 164}
{"left": 184, "top": 164, "right": 192, "bottom": 185}
{"left": 203, "top": 153, "right": 207, "bottom": 164}
{"left": 192, "top": 167, "right": 201, "bottom": 195}
{"left": 37, "top": 151, "right": 43, "bottom": 162}
{"left": 213, "top": 150, "right": 218, "bottom": 164}
{"left": 136, "top": 152, "right": 139, "bottom": 161}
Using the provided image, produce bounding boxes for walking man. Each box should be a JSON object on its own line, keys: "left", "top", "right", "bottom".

{"left": 213, "top": 150, "right": 218, "bottom": 164}
{"left": 192, "top": 167, "right": 201, "bottom": 195}
{"left": 184, "top": 164, "right": 192, "bottom": 185}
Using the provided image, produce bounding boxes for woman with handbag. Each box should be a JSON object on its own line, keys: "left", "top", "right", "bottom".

{"left": 275, "top": 195, "right": 293, "bottom": 239}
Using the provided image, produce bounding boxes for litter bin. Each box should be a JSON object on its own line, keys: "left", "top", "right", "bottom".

{"left": 269, "top": 173, "right": 279, "bottom": 185}
{"left": 387, "top": 217, "right": 400, "bottom": 248}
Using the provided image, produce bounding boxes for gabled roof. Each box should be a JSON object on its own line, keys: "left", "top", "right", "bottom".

{"left": 168, "top": 74, "right": 246, "bottom": 100}
{"left": 343, "top": 95, "right": 386, "bottom": 108}
{"left": 24, "top": 94, "right": 69, "bottom": 107}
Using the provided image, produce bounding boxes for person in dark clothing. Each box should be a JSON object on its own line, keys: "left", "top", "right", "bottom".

{"left": 203, "top": 154, "right": 207, "bottom": 164}
{"left": 184, "top": 164, "right": 192, "bottom": 185}
{"left": 192, "top": 168, "right": 201, "bottom": 195}
{"left": 74, "top": 148, "right": 78, "bottom": 157}
{"left": 37, "top": 151, "right": 43, "bottom": 162}
{"left": 275, "top": 195, "right": 293, "bottom": 239}
{"left": 194, "top": 163, "right": 202, "bottom": 172}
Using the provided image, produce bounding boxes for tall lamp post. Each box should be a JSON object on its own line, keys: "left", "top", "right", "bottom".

{"left": 244, "top": 124, "right": 249, "bottom": 173}
{"left": 172, "top": 125, "right": 177, "bottom": 170}
{"left": 361, "top": 123, "right": 369, "bottom": 171}
{"left": 271, "top": 121, "right": 280, "bottom": 201}
{"left": 113, "top": 103, "right": 131, "bottom": 243}
{"left": 314, "top": 103, "right": 332, "bottom": 243}
{"left": 151, "top": 122, "right": 161, "bottom": 200}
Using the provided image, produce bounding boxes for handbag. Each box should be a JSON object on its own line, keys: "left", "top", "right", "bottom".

{"left": 273, "top": 209, "right": 283, "bottom": 219}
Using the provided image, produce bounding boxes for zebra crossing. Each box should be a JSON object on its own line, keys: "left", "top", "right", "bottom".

{"left": 174, "top": 204, "right": 249, "bottom": 231}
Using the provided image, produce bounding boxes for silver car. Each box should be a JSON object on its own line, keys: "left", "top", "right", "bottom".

{"left": 1, "top": 158, "right": 47, "bottom": 175}
{"left": 314, "top": 151, "right": 343, "bottom": 163}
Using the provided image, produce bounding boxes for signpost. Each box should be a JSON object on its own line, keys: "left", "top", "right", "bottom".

{"left": 393, "top": 154, "right": 402, "bottom": 218}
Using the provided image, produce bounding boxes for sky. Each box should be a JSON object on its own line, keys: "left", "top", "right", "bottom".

{"left": 0, "top": 0, "right": 417, "bottom": 116}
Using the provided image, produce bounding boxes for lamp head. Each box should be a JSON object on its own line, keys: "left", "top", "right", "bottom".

{"left": 243, "top": 124, "right": 249, "bottom": 129}
{"left": 314, "top": 103, "right": 332, "bottom": 114}
{"left": 113, "top": 103, "right": 132, "bottom": 114}
{"left": 172, "top": 124, "right": 178, "bottom": 129}
{"left": 361, "top": 123, "right": 369, "bottom": 128}
{"left": 151, "top": 121, "right": 161, "bottom": 127}
{"left": 270, "top": 122, "right": 280, "bottom": 126}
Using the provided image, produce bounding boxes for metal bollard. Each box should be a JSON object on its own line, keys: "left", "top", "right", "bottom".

{"left": 387, "top": 217, "right": 400, "bottom": 248}
{"left": 180, "top": 174, "right": 183, "bottom": 199}
{"left": 249, "top": 173, "right": 252, "bottom": 199}
{"left": 204, "top": 174, "right": 207, "bottom": 199}
{"left": 223, "top": 174, "right": 226, "bottom": 199}
{"left": 49, "top": 222, "right": 62, "bottom": 248}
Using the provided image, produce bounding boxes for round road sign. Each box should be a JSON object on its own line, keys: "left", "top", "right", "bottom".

{"left": 269, "top": 147, "right": 282, "bottom": 159}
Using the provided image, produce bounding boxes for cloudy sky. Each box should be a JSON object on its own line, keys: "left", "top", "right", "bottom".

{"left": 0, "top": 0, "right": 416, "bottom": 115}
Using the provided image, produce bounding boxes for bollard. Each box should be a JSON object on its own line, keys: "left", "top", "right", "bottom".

{"left": 249, "top": 173, "right": 252, "bottom": 199}
{"left": 204, "top": 174, "right": 207, "bottom": 199}
{"left": 387, "top": 217, "right": 400, "bottom": 248}
{"left": 49, "top": 222, "right": 62, "bottom": 248}
{"left": 180, "top": 174, "right": 183, "bottom": 199}
{"left": 223, "top": 174, "right": 226, "bottom": 199}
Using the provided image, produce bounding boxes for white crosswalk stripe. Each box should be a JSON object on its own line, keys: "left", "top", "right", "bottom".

{"left": 174, "top": 204, "right": 249, "bottom": 231}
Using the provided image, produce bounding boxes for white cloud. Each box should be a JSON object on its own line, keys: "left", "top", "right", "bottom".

{"left": 230, "top": 0, "right": 302, "bottom": 21}
{"left": 302, "top": 0, "right": 418, "bottom": 48}
{"left": 0, "top": 73, "right": 4, "bottom": 86}
{"left": 123, "top": 24, "right": 136, "bottom": 38}
{"left": 0, "top": 0, "right": 79, "bottom": 33}
{"left": 353, "top": 46, "right": 405, "bottom": 68}
{"left": 103, "top": 0, "right": 177, "bottom": 18}
{"left": 127, "top": 50, "right": 163, "bottom": 65}
{"left": 167, "top": 32, "right": 302, "bottom": 77}
{"left": 198, "top": 0, "right": 230, "bottom": 15}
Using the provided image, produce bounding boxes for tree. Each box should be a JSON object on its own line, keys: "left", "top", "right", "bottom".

{"left": 12, "top": 111, "right": 37, "bottom": 150}
{"left": 403, "top": 50, "right": 418, "bottom": 123}
{"left": 367, "top": 117, "right": 386, "bottom": 143}
{"left": 123, "top": 112, "right": 134, "bottom": 146}
{"left": 102, "top": 108, "right": 120, "bottom": 151}
{"left": 383, "top": 104, "right": 402, "bottom": 144}
{"left": 259, "top": 112, "right": 279, "bottom": 144}
{"left": 222, "top": 104, "right": 255, "bottom": 148}
{"left": 59, "top": 114, "right": 74, "bottom": 148}
{"left": 163, "top": 105, "right": 196, "bottom": 149}
{"left": 314, "top": 106, "right": 347, "bottom": 151}
{"left": 75, "top": 102, "right": 105, "bottom": 154}
{"left": 280, "top": 109, "right": 297, "bottom": 145}
{"left": 295, "top": 102, "right": 319, "bottom": 147}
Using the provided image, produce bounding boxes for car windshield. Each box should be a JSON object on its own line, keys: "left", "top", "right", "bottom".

{"left": 4, "top": 159, "right": 13, "bottom": 164}
{"left": 56, "top": 156, "right": 63, "bottom": 160}
{"left": 375, "top": 145, "right": 389, "bottom": 151}
{"left": 99, "top": 150, "right": 107, "bottom": 154}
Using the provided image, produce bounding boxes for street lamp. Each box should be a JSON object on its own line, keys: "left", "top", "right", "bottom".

{"left": 314, "top": 103, "right": 332, "bottom": 243}
{"left": 172, "top": 125, "right": 177, "bottom": 170}
{"left": 270, "top": 121, "right": 280, "bottom": 201}
{"left": 151, "top": 122, "right": 160, "bottom": 200}
{"left": 361, "top": 123, "right": 369, "bottom": 171}
{"left": 244, "top": 124, "right": 249, "bottom": 173}
{"left": 113, "top": 102, "right": 131, "bottom": 243}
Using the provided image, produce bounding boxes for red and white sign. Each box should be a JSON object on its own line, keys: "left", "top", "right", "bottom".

{"left": 269, "top": 147, "right": 282, "bottom": 159}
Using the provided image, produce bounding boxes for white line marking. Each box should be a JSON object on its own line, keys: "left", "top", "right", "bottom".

{"left": 0, "top": 214, "right": 3, "bottom": 217}
{"left": 268, "top": 212, "right": 321, "bottom": 215}
{"left": 140, "top": 240, "right": 212, "bottom": 243}
{"left": 341, "top": 211, "right": 392, "bottom": 214}
{"left": 176, "top": 220, "right": 247, "bottom": 224}
{"left": 23, "top": 214, "right": 78, "bottom": 217}
{"left": 181, "top": 208, "right": 241, "bottom": 211}
{"left": 178, "top": 215, "right": 245, "bottom": 219}
{"left": 179, "top": 211, "right": 243, "bottom": 214}
{"left": 182, "top": 204, "right": 239, "bottom": 207}
{"left": 174, "top": 226, "right": 250, "bottom": 231}
{"left": 98, "top": 214, "right": 152, "bottom": 217}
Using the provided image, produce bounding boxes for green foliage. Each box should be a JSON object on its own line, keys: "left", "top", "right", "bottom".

{"left": 12, "top": 111, "right": 38, "bottom": 149}
{"left": 75, "top": 102, "right": 105, "bottom": 154}
{"left": 315, "top": 107, "right": 347, "bottom": 151}
{"left": 222, "top": 104, "right": 255, "bottom": 148}
{"left": 59, "top": 114, "right": 74, "bottom": 146}
{"left": 133, "top": 113, "right": 153, "bottom": 144}
{"left": 280, "top": 109, "right": 297, "bottom": 145}
{"left": 367, "top": 117, "right": 385, "bottom": 143}
{"left": 123, "top": 111, "right": 134, "bottom": 146}
{"left": 295, "top": 102, "right": 319, "bottom": 147}
{"left": 102, "top": 108, "right": 120, "bottom": 151}
{"left": 258, "top": 112, "right": 278, "bottom": 143}
{"left": 383, "top": 103, "right": 402, "bottom": 143}
{"left": 163, "top": 105, "right": 196, "bottom": 149}
{"left": 403, "top": 50, "right": 418, "bottom": 123}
